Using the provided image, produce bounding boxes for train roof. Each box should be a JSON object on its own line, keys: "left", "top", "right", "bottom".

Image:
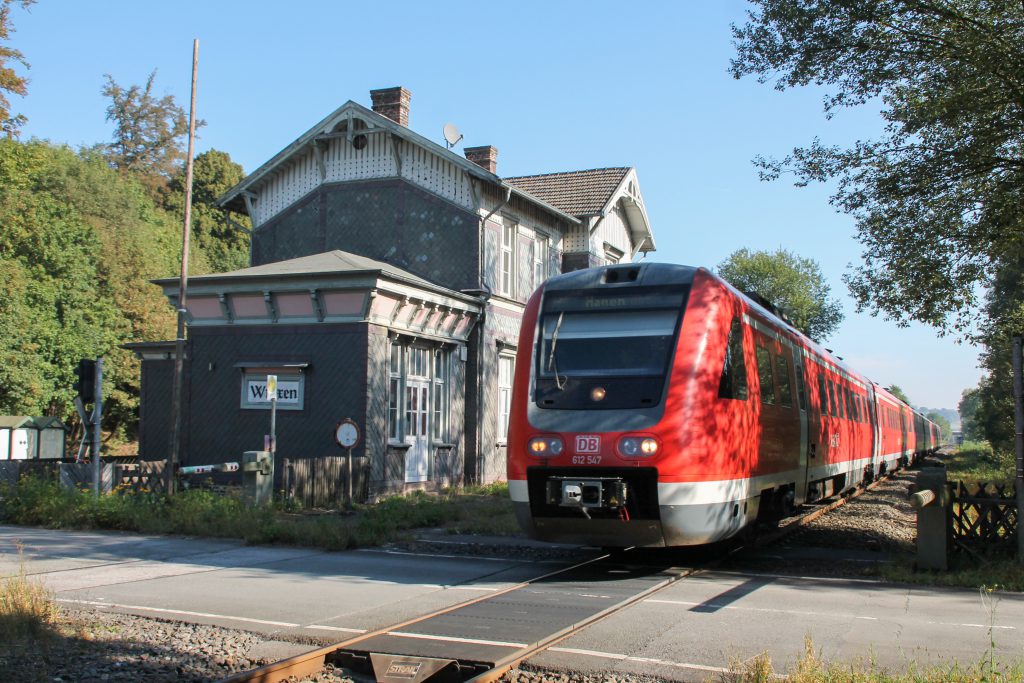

{"left": 541, "top": 262, "right": 697, "bottom": 292}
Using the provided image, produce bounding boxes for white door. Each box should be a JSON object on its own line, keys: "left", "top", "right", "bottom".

{"left": 0, "top": 429, "right": 9, "bottom": 460}
{"left": 11, "top": 429, "right": 30, "bottom": 460}
{"left": 404, "top": 380, "right": 430, "bottom": 483}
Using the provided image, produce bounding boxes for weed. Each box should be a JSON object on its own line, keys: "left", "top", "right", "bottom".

{"left": 714, "top": 636, "right": 1024, "bottom": 682}
{"left": 0, "top": 544, "right": 59, "bottom": 642}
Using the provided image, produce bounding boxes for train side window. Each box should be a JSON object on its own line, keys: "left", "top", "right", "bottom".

{"left": 756, "top": 346, "right": 775, "bottom": 405}
{"left": 827, "top": 380, "right": 839, "bottom": 417}
{"left": 818, "top": 376, "right": 828, "bottom": 414}
{"left": 845, "top": 388, "right": 855, "bottom": 421}
{"left": 718, "top": 318, "right": 749, "bottom": 400}
{"left": 776, "top": 354, "right": 793, "bottom": 407}
{"left": 836, "top": 383, "right": 846, "bottom": 419}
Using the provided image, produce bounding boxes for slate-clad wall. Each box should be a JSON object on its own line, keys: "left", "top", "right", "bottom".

{"left": 184, "top": 324, "right": 368, "bottom": 469}
{"left": 251, "top": 179, "right": 479, "bottom": 291}
{"left": 138, "top": 358, "right": 178, "bottom": 462}
{"left": 365, "top": 325, "right": 390, "bottom": 490}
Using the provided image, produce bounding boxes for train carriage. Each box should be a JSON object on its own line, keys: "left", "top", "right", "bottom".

{"left": 507, "top": 262, "right": 938, "bottom": 547}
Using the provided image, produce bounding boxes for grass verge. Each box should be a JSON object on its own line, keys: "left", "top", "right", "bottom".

{"left": 940, "top": 441, "right": 1016, "bottom": 485}
{"left": 0, "top": 475, "right": 518, "bottom": 551}
{"left": 721, "top": 636, "right": 1024, "bottom": 682}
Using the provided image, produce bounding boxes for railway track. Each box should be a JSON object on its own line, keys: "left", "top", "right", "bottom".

{"left": 222, "top": 473, "right": 893, "bottom": 683}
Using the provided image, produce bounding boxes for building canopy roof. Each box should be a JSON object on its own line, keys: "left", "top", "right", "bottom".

{"left": 155, "top": 249, "right": 445, "bottom": 292}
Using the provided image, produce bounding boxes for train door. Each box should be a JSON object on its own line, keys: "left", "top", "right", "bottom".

{"left": 899, "top": 410, "right": 909, "bottom": 463}
{"left": 867, "top": 384, "right": 880, "bottom": 476}
{"left": 792, "top": 349, "right": 810, "bottom": 505}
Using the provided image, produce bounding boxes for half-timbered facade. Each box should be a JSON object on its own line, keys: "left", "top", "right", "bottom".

{"left": 137, "top": 86, "right": 656, "bottom": 495}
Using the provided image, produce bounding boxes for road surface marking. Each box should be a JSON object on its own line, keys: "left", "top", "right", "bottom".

{"left": 927, "top": 621, "right": 1016, "bottom": 630}
{"left": 304, "top": 624, "right": 368, "bottom": 633}
{"left": 647, "top": 593, "right": 880, "bottom": 622}
{"left": 58, "top": 598, "right": 299, "bottom": 628}
{"left": 388, "top": 631, "right": 526, "bottom": 648}
{"left": 356, "top": 549, "right": 518, "bottom": 563}
{"left": 549, "top": 647, "right": 736, "bottom": 675}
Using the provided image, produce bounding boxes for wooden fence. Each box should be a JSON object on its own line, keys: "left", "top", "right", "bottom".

{"left": 949, "top": 481, "right": 1019, "bottom": 557}
{"left": 0, "top": 460, "right": 166, "bottom": 495}
{"left": 282, "top": 456, "right": 368, "bottom": 509}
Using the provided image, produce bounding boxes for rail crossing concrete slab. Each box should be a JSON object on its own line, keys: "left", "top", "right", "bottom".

{"left": 0, "top": 526, "right": 563, "bottom": 638}
{"left": 528, "top": 569, "right": 1024, "bottom": 681}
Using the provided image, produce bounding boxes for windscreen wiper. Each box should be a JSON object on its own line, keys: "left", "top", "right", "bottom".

{"left": 546, "top": 312, "right": 566, "bottom": 390}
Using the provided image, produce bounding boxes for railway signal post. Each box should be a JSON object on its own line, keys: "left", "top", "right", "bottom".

{"left": 1013, "top": 337, "right": 1023, "bottom": 565}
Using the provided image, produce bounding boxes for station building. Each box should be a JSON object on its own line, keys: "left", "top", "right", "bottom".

{"left": 132, "top": 87, "right": 656, "bottom": 497}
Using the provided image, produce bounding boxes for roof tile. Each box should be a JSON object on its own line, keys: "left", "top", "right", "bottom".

{"left": 505, "top": 167, "right": 631, "bottom": 217}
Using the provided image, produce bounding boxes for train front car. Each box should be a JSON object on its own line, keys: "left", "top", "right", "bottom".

{"left": 507, "top": 263, "right": 766, "bottom": 547}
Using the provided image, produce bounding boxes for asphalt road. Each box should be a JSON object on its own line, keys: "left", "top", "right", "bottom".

{"left": 2, "top": 525, "right": 1022, "bottom": 681}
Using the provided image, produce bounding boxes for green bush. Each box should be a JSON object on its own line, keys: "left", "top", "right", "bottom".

{"left": 0, "top": 474, "right": 518, "bottom": 550}
{"left": 942, "top": 441, "right": 1015, "bottom": 484}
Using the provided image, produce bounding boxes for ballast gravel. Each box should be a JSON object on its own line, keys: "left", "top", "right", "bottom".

{"left": 13, "top": 467, "right": 924, "bottom": 683}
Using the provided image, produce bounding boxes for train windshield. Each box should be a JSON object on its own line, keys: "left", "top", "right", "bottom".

{"left": 538, "top": 287, "right": 686, "bottom": 379}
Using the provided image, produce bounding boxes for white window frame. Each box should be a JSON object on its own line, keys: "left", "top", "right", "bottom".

{"left": 534, "top": 233, "right": 549, "bottom": 289}
{"left": 500, "top": 219, "right": 516, "bottom": 297}
{"left": 432, "top": 350, "right": 449, "bottom": 442}
{"left": 388, "top": 340, "right": 402, "bottom": 442}
{"left": 497, "top": 353, "right": 515, "bottom": 442}
{"left": 387, "top": 340, "right": 451, "bottom": 444}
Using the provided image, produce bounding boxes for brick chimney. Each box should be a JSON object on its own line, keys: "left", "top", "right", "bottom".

{"left": 369, "top": 87, "right": 411, "bottom": 127}
{"left": 464, "top": 145, "right": 498, "bottom": 174}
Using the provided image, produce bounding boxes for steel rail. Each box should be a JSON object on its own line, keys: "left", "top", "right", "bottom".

{"left": 462, "top": 470, "right": 897, "bottom": 683}
{"left": 219, "top": 551, "right": 613, "bottom": 683}
{"left": 222, "top": 467, "right": 900, "bottom": 683}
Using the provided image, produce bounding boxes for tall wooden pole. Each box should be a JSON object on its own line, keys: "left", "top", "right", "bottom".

{"left": 167, "top": 40, "right": 199, "bottom": 496}
{"left": 1013, "top": 336, "right": 1023, "bottom": 565}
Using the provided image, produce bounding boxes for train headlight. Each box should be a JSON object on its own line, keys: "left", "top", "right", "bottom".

{"left": 529, "top": 436, "right": 564, "bottom": 457}
{"left": 617, "top": 436, "right": 660, "bottom": 457}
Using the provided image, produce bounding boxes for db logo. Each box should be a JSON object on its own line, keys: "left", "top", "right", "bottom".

{"left": 575, "top": 435, "right": 601, "bottom": 454}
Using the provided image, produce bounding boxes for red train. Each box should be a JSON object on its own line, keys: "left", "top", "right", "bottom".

{"left": 507, "top": 263, "right": 940, "bottom": 547}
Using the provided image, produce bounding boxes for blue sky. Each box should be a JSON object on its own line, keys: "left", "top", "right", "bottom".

{"left": 12, "top": 1, "right": 980, "bottom": 412}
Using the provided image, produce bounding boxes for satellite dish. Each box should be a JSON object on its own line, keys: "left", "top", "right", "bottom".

{"left": 443, "top": 122, "right": 463, "bottom": 149}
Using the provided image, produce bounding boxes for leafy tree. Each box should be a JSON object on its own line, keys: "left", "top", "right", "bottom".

{"left": 0, "top": 139, "right": 205, "bottom": 440}
{"left": 926, "top": 411, "right": 952, "bottom": 443}
{"left": 102, "top": 70, "right": 203, "bottom": 201}
{"left": 165, "top": 149, "right": 250, "bottom": 273}
{"left": 0, "top": 0, "right": 32, "bottom": 137}
{"left": 0, "top": 140, "right": 118, "bottom": 417}
{"left": 887, "top": 384, "right": 911, "bottom": 404}
{"left": 958, "top": 386, "right": 983, "bottom": 441}
{"left": 716, "top": 247, "right": 843, "bottom": 341}
{"left": 731, "top": 1, "right": 1024, "bottom": 337}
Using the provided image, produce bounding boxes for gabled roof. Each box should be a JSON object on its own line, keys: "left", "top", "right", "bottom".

{"left": 506, "top": 167, "right": 655, "bottom": 253}
{"left": 505, "top": 167, "right": 631, "bottom": 217}
{"left": 0, "top": 416, "right": 63, "bottom": 430}
{"left": 217, "top": 101, "right": 580, "bottom": 226}
{"left": 153, "top": 249, "right": 479, "bottom": 304}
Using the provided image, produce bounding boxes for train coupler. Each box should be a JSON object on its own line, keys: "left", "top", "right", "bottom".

{"left": 545, "top": 476, "right": 628, "bottom": 513}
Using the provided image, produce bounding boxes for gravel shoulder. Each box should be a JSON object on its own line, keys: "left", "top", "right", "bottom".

{"left": 9, "top": 468, "right": 925, "bottom": 682}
